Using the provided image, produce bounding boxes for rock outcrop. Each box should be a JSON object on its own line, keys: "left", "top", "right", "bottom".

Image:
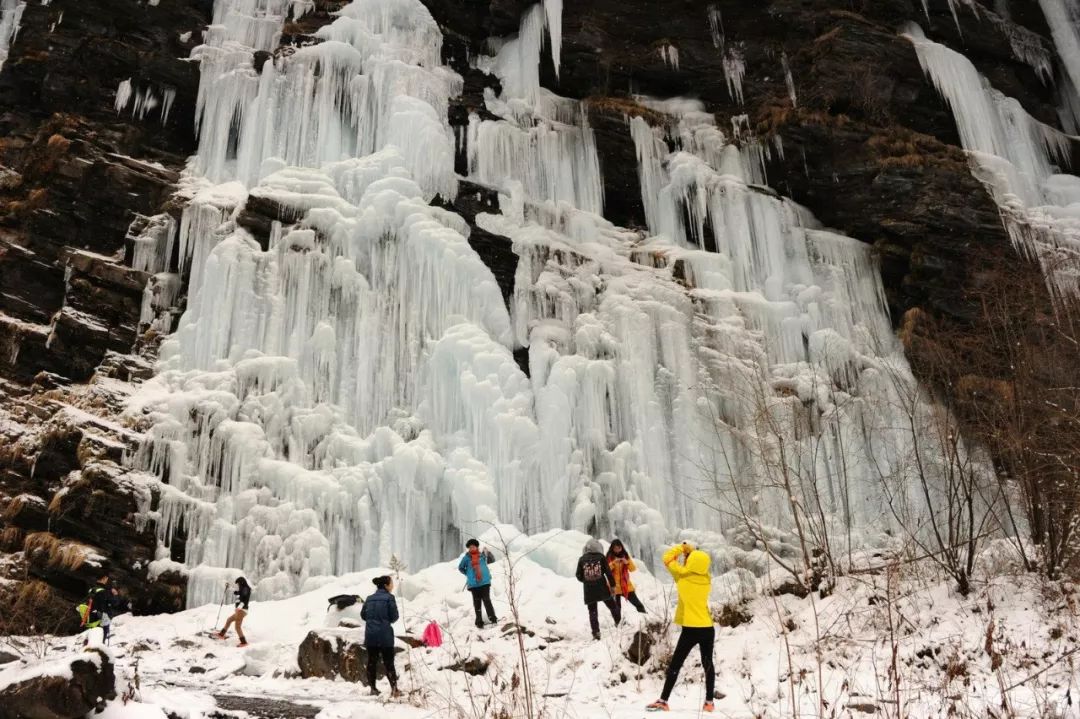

{"left": 0, "top": 647, "right": 116, "bottom": 719}
{"left": 297, "top": 629, "right": 406, "bottom": 685}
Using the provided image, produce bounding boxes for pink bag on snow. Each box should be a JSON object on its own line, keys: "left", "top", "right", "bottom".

{"left": 422, "top": 620, "right": 443, "bottom": 648}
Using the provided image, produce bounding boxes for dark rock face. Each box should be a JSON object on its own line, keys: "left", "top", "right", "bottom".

{"left": 0, "top": 0, "right": 209, "bottom": 630}
{"left": 0, "top": 0, "right": 207, "bottom": 383}
{"left": 297, "top": 629, "right": 405, "bottom": 684}
{"left": 0, "top": 648, "right": 116, "bottom": 719}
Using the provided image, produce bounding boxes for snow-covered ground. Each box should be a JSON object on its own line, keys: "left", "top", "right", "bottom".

{"left": 4, "top": 535, "right": 1078, "bottom": 718}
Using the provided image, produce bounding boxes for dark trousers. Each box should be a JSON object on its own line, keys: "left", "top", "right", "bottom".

{"left": 469, "top": 585, "right": 497, "bottom": 621}
{"left": 587, "top": 598, "right": 620, "bottom": 635}
{"left": 614, "top": 591, "right": 646, "bottom": 614}
{"left": 366, "top": 646, "right": 397, "bottom": 688}
{"left": 661, "top": 626, "right": 715, "bottom": 701}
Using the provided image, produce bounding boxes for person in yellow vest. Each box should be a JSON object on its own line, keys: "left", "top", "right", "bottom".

{"left": 646, "top": 541, "right": 715, "bottom": 713}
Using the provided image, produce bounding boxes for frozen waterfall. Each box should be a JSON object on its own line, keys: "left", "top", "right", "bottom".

{"left": 130, "top": 0, "right": 983, "bottom": 606}
{"left": 904, "top": 23, "right": 1080, "bottom": 301}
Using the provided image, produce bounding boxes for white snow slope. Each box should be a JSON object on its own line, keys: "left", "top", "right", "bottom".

{"left": 4, "top": 534, "right": 1078, "bottom": 718}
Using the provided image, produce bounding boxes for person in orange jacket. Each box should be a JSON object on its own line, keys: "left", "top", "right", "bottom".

{"left": 646, "top": 541, "right": 715, "bottom": 713}
{"left": 606, "top": 538, "right": 646, "bottom": 615}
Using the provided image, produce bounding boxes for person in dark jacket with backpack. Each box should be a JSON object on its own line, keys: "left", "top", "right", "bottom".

{"left": 216, "top": 577, "right": 252, "bottom": 647}
{"left": 361, "top": 575, "right": 400, "bottom": 697}
{"left": 457, "top": 538, "right": 498, "bottom": 628}
{"left": 80, "top": 574, "right": 121, "bottom": 643}
{"left": 576, "top": 538, "right": 619, "bottom": 640}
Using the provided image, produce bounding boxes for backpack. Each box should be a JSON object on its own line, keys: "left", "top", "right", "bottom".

{"left": 422, "top": 620, "right": 443, "bottom": 648}
{"left": 328, "top": 594, "right": 362, "bottom": 611}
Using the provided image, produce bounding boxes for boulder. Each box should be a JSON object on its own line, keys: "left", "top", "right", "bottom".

{"left": 297, "top": 629, "right": 404, "bottom": 685}
{"left": 0, "top": 648, "right": 116, "bottom": 719}
{"left": 625, "top": 629, "right": 654, "bottom": 666}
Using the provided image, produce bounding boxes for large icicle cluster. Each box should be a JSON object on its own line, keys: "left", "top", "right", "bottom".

{"left": 904, "top": 23, "right": 1080, "bottom": 300}
{"left": 130, "top": 0, "right": 984, "bottom": 605}
{"left": 132, "top": 0, "right": 507, "bottom": 604}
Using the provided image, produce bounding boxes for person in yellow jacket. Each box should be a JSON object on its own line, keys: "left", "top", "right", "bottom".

{"left": 646, "top": 541, "right": 716, "bottom": 713}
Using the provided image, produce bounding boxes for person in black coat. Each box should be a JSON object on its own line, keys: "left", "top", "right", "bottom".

{"left": 575, "top": 538, "right": 620, "bottom": 640}
{"left": 361, "top": 575, "right": 400, "bottom": 697}
{"left": 216, "top": 577, "right": 252, "bottom": 647}
{"left": 82, "top": 574, "right": 122, "bottom": 643}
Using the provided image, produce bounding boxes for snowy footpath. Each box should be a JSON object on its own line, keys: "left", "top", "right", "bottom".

{"left": 3, "top": 533, "right": 1078, "bottom": 719}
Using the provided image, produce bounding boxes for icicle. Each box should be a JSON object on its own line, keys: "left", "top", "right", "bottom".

{"left": 1039, "top": 0, "right": 1080, "bottom": 128}
{"left": 0, "top": 0, "right": 25, "bottom": 72}
{"left": 659, "top": 44, "right": 680, "bottom": 71}
{"left": 781, "top": 52, "right": 798, "bottom": 107}
{"left": 723, "top": 44, "right": 746, "bottom": 105}
{"left": 707, "top": 4, "right": 723, "bottom": 49}
{"left": 467, "top": 111, "right": 604, "bottom": 214}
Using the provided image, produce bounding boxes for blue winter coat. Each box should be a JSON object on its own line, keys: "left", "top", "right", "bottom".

{"left": 458, "top": 550, "right": 494, "bottom": 589}
{"left": 360, "top": 588, "right": 399, "bottom": 648}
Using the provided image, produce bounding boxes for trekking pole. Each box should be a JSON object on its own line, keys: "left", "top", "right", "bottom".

{"left": 212, "top": 583, "right": 228, "bottom": 632}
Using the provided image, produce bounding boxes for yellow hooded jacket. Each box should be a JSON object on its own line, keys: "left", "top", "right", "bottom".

{"left": 663, "top": 545, "right": 712, "bottom": 627}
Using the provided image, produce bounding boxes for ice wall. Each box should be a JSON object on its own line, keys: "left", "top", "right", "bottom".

{"left": 904, "top": 24, "right": 1080, "bottom": 300}
{"left": 131, "top": 0, "right": 982, "bottom": 605}
{"left": 131, "top": 0, "right": 503, "bottom": 605}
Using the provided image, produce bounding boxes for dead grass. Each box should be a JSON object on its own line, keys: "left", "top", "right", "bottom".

{"left": 0, "top": 579, "right": 78, "bottom": 635}
{"left": 22, "top": 531, "right": 100, "bottom": 572}
{"left": 585, "top": 96, "right": 669, "bottom": 126}
{"left": 880, "top": 154, "right": 927, "bottom": 169}
{"left": 714, "top": 603, "right": 753, "bottom": 628}
{"left": 0, "top": 526, "right": 23, "bottom": 552}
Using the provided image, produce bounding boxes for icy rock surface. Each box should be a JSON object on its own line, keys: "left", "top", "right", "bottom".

{"left": 130, "top": 0, "right": 972, "bottom": 605}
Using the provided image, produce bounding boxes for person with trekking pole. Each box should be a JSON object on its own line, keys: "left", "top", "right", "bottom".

{"left": 215, "top": 577, "right": 251, "bottom": 647}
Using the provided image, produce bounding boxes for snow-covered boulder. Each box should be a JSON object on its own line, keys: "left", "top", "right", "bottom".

{"left": 296, "top": 629, "right": 404, "bottom": 685}
{"left": 0, "top": 647, "right": 115, "bottom": 719}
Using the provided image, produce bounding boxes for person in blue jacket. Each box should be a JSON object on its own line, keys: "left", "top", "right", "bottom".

{"left": 360, "top": 575, "right": 400, "bottom": 697}
{"left": 458, "top": 538, "right": 498, "bottom": 629}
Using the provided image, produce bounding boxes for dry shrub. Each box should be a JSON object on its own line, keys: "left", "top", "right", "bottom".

{"left": 585, "top": 96, "right": 669, "bottom": 125}
{"left": 880, "top": 154, "right": 926, "bottom": 169}
{"left": 0, "top": 526, "right": 23, "bottom": 552}
{"left": 23, "top": 531, "right": 100, "bottom": 572}
{"left": 714, "top": 604, "right": 753, "bottom": 628}
{"left": 0, "top": 580, "right": 78, "bottom": 635}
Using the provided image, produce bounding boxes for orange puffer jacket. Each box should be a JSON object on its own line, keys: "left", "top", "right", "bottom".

{"left": 608, "top": 557, "right": 636, "bottom": 596}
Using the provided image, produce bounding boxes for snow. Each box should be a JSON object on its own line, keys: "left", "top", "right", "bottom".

{"left": 0, "top": 646, "right": 104, "bottom": 691}
{"left": 9, "top": 544, "right": 1080, "bottom": 719}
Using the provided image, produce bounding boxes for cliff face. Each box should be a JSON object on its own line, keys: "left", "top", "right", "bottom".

{"left": 0, "top": 0, "right": 1074, "bottom": 627}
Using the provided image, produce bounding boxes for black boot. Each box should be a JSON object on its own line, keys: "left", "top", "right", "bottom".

{"left": 475, "top": 616, "right": 484, "bottom": 629}
{"left": 488, "top": 614, "right": 498, "bottom": 624}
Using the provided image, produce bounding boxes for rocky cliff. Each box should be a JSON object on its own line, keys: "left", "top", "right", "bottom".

{"left": 0, "top": 0, "right": 1076, "bottom": 629}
